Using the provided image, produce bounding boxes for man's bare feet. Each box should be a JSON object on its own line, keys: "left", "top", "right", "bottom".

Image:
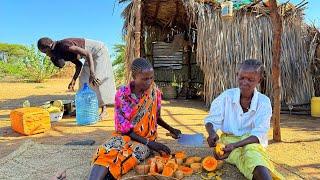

{"left": 99, "top": 105, "right": 108, "bottom": 120}
{"left": 50, "top": 169, "right": 66, "bottom": 180}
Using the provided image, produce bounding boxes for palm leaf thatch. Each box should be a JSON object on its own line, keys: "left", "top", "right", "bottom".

{"left": 120, "top": 0, "right": 319, "bottom": 105}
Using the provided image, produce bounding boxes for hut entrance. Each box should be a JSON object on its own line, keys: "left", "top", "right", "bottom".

{"left": 151, "top": 33, "right": 204, "bottom": 100}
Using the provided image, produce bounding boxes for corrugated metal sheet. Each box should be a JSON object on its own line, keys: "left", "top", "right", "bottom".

{"left": 152, "top": 42, "right": 183, "bottom": 69}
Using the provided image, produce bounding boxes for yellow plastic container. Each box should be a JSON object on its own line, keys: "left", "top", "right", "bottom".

{"left": 10, "top": 107, "right": 51, "bottom": 135}
{"left": 311, "top": 97, "right": 320, "bottom": 117}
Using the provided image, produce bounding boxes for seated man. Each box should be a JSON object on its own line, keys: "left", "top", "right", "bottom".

{"left": 88, "top": 58, "right": 182, "bottom": 180}
{"left": 204, "top": 59, "right": 283, "bottom": 180}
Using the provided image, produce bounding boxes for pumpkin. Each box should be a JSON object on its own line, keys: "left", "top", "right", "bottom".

{"left": 165, "top": 160, "right": 178, "bottom": 171}
{"left": 156, "top": 161, "right": 164, "bottom": 173}
{"left": 176, "top": 158, "right": 183, "bottom": 165}
{"left": 190, "top": 163, "right": 202, "bottom": 172}
{"left": 150, "top": 161, "right": 158, "bottom": 173}
{"left": 185, "top": 156, "right": 201, "bottom": 165}
{"left": 215, "top": 143, "right": 225, "bottom": 156}
{"left": 135, "top": 164, "right": 150, "bottom": 175}
{"left": 174, "top": 170, "right": 184, "bottom": 179}
{"left": 202, "top": 156, "right": 218, "bottom": 172}
{"left": 192, "top": 156, "right": 202, "bottom": 163}
{"left": 162, "top": 166, "right": 174, "bottom": 177}
{"left": 178, "top": 166, "right": 193, "bottom": 176}
{"left": 185, "top": 157, "right": 195, "bottom": 166}
{"left": 174, "top": 151, "right": 186, "bottom": 159}
{"left": 147, "top": 157, "right": 156, "bottom": 164}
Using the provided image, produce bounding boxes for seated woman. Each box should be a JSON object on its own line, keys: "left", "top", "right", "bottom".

{"left": 88, "top": 58, "right": 182, "bottom": 180}
{"left": 204, "top": 59, "right": 283, "bottom": 180}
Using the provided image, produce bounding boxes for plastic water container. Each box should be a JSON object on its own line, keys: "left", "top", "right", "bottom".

{"left": 75, "top": 83, "right": 99, "bottom": 125}
{"left": 311, "top": 97, "right": 320, "bottom": 117}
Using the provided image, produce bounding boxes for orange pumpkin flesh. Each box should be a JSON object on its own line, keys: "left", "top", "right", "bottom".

{"left": 202, "top": 156, "right": 218, "bottom": 172}
{"left": 178, "top": 166, "right": 193, "bottom": 176}
{"left": 162, "top": 166, "right": 174, "bottom": 177}
{"left": 156, "top": 161, "right": 164, "bottom": 173}
{"left": 149, "top": 161, "right": 158, "bottom": 173}
{"left": 165, "top": 160, "right": 178, "bottom": 171}
{"left": 185, "top": 157, "right": 195, "bottom": 166}
{"left": 174, "top": 151, "right": 186, "bottom": 159}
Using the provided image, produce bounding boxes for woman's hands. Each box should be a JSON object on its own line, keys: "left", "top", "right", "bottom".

{"left": 147, "top": 141, "right": 171, "bottom": 155}
{"left": 169, "top": 128, "right": 182, "bottom": 139}
{"left": 214, "top": 143, "right": 236, "bottom": 160}
{"left": 207, "top": 132, "right": 219, "bottom": 147}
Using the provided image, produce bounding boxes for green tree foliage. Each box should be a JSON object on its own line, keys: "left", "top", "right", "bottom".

{"left": 0, "top": 43, "right": 28, "bottom": 58}
{"left": 23, "top": 45, "right": 58, "bottom": 82}
{"left": 0, "top": 44, "right": 58, "bottom": 82}
{"left": 112, "top": 44, "right": 125, "bottom": 87}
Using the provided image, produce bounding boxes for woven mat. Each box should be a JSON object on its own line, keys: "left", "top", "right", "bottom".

{"left": 0, "top": 140, "right": 95, "bottom": 179}
{"left": 0, "top": 140, "right": 246, "bottom": 180}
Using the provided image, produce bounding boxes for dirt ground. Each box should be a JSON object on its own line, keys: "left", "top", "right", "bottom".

{"left": 0, "top": 78, "right": 320, "bottom": 179}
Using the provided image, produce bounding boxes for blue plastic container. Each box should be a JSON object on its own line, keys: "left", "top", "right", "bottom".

{"left": 75, "top": 83, "right": 99, "bottom": 125}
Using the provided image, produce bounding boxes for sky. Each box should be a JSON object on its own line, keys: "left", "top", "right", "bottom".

{"left": 0, "top": 0, "right": 127, "bottom": 59}
{"left": 0, "top": 0, "right": 319, "bottom": 61}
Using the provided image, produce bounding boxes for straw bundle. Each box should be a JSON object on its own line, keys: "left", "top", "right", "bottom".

{"left": 122, "top": 2, "right": 136, "bottom": 81}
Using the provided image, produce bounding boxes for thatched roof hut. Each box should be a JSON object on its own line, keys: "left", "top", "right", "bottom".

{"left": 121, "top": 0, "right": 320, "bottom": 106}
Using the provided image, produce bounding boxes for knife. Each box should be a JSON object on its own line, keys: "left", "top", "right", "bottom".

{"left": 166, "top": 132, "right": 205, "bottom": 147}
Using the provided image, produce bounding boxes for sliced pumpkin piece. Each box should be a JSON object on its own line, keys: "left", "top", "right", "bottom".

{"left": 165, "top": 160, "right": 178, "bottom": 171}
{"left": 178, "top": 165, "right": 194, "bottom": 176}
{"left": 174, "top": 151, "right": 186, "bottom": 159}
{"left": 150, "top": 161, "right": 158, "bottom": 173}
{"left": 185, "top": 156, "right": 202, "bottom": 165}
{"left": 215, "top": 143, "right": 225, "bottom": 156}
{"left": 174, "top": 170, "right": 184, "bottom": 179}
{"left": 185, "top": 157, "right": 195, "bottom": 166}
{"left": 176, "top": 158, "right": 183, "bottom": 165}
{"left": 156, "top": 161, "right": 164, "bottom": 173}
{"left": 135, "top": 164, "right": 150, "bottom": 175}
{"left": 190, "top": 163, "right": 202, "bottom": 173}
{"left": 202, "top": 156, "right": 218, "bottom": 172}
{"left": 192, "top": 156, "right": 202, "bottom": 163}
{"left": 162, "top": 166, "right": 174, "bottom": 177}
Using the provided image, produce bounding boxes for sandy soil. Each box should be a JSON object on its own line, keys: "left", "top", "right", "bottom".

{"left": 0, "top": 78, "right": 319, "bottom": 179}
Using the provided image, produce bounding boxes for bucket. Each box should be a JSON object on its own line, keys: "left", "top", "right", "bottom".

{"left": 311, "top": 97, "right": 320, "bottom": 117}
{"left": 50, "top": 111, "right": 64, "bottom": 122}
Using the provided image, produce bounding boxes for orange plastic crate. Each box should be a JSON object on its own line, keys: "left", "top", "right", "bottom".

{"left": 10, "top": 107, "right": 51, "bottom": 135}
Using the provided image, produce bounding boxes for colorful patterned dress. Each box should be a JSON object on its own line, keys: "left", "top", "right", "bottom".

{"left": 92, "top": 82, "right": 162, "bottom": 179}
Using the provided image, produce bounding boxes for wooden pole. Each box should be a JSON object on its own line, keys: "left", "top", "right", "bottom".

{"left": 134, "top": 0, "right": 142, "bottom": 58}
{"left": 269, "top": 0, "right": 282, "bottom": 142}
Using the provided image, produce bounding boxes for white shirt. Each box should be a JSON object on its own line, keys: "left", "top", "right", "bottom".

{"left": 204, "top": 88, "right": 272, "bottom": 147}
